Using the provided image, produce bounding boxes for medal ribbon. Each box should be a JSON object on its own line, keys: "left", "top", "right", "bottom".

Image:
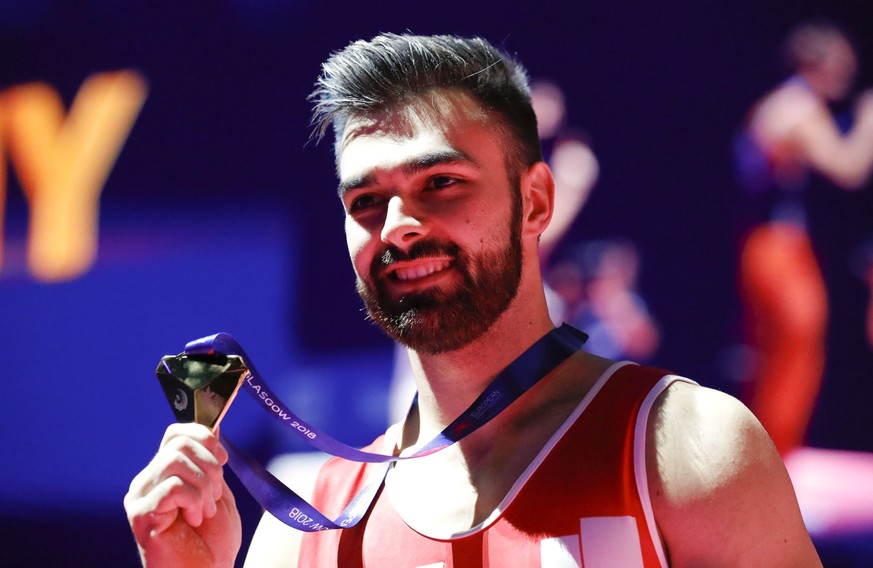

{"left": 183, "top": 324, "right": 587, "bottom": 531}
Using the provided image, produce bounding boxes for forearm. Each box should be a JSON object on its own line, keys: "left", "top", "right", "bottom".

{"left": 803, "top": 99, "right": 873, "bottom": 188}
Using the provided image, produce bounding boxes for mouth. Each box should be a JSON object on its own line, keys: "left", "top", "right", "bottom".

{"left": 386, "top": 257, "right": 453, "bottom": 282}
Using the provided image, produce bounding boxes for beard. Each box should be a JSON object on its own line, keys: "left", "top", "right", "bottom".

{"left": 356, "top": 191, "right": 523, "bottom": 354}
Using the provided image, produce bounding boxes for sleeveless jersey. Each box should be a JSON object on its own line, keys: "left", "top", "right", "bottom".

{"left": 298, "top": 363, "right": 689, "bottom": 567}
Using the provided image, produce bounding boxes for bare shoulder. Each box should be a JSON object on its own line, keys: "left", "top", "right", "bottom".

{"left": 751, "top": 82, "right": 826, "bottom": 144}
{"left": 646, "top": 381, "right": 821, "bottom": 567}
{"left": 648, "top": 382, "right": 770, "bottom": 497}
{"left": 755, "top": 82, "right": 822, "bottom": 124}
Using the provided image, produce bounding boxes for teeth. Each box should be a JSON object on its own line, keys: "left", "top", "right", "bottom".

{"left": 394, "top": 260, "right": 450, "bottom": 281}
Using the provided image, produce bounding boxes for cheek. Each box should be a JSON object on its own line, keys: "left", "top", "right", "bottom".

{"left": 475, "top": 205, "right": 513, "bottom": 247}
{"left": 345, "top": 218, "right": 372, "bottom": 276}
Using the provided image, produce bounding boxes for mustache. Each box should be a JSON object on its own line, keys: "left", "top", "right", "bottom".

{"left": 376, "top": 239, "right": 461, "bottom": 267}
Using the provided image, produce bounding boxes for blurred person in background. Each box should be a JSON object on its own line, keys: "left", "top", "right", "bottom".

{"left": 734, "top": 17, "right": 873, "bottom": 455}
{"left": 548, "top": 238, "right": 660, "bottom": 363}
{"left": 529, "top": 79, "right": 599, "bottom": 265}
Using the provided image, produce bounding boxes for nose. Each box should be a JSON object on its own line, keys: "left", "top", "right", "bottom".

{"left": 380, "top": 195, "right": 427, "bottom": 248}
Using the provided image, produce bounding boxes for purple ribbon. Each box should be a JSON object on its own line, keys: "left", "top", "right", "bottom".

{"left": 183, "top": 324, "right": 587, "bottom": 531}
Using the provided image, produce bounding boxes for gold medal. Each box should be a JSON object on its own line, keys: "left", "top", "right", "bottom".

{"left": 155, "top": 353, "right": 247, "bottom": 431}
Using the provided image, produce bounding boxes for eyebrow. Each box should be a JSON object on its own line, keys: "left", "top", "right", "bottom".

{"left": 337, "top": 149, "right": 476, "bottom": 197}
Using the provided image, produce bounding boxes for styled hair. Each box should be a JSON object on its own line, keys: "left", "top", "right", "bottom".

{"left": 309, "top": 33, "right": 542, "bottom": 170}
{"left": 781, "top": 18, "right": 853, "bottom": 73}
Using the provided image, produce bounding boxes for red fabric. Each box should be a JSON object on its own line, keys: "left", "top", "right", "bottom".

{"left": 298, "top": 365, "right": 670, "bottom": 567}
{"left": 740, "top": 223, "right": 827, "bottom": 455}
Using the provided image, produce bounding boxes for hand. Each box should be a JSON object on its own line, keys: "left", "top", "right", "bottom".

{"left": 124, "top": 423, "right": 242, "bottom": 567}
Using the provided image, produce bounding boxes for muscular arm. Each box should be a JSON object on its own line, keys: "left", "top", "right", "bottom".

{"left": 245, "top": 511, "right": 303, "bottom": 568}
{"left": 647, "top": 382, "right": 821, "bottom": 567}
{"left": 243, "top": 452, "right": 331, "bottom": 567}
{"left": 792, "top": 92, "right": 873, "bottom": 189}
{"left": 539, "top": 138, "right": 598, "bottom": 263}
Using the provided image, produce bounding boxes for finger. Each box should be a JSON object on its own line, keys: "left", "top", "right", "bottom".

{"left": 129, "top": 427, "right": 227, "bottom": 505}
{"left": 126, "top": 474, "right": 208, "bottom": 539}
{"left": 162, "top": 435, "right": 226, "bottom": 489}
{"left": 165, "top": 436, "right": 225, "bottom": 494}
{"left": 127, "top": 478, "right": 212, "bottom": 537}
{"left": 163, "top": 422, "right": 229, "bottom": 469}
{"left": 159, "top": 422, "right": 217, "bottom": 451}
{"left": 151, "top": 472, "right": 219, "bottom": 530}
{"left": 131, "top": 424, "right": 235, "bottom": 506}
{"left": 154, "top": 475, "right": 207, "bottom": 529}
{"left": 126, "top": 495, "right": 178, "bottom": 539}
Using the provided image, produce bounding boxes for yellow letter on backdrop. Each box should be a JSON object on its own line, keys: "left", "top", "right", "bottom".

{"left": 0, "top": 70, "right": 147, "bottom": 281}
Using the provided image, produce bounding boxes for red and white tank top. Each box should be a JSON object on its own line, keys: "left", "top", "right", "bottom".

{"left": 298, "top": 362, "right": 690, "bottom": 567}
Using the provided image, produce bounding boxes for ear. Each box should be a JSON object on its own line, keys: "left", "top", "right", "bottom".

{"left": 521, "top": 161, "right": 555, "bottom": 238}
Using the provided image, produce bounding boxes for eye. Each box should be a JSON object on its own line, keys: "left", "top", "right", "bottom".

{"left": 348, "top": 193, "right": 385, "bottom": 212}
{"left": 429, "top": 176, "right": 459, "bottom": 190}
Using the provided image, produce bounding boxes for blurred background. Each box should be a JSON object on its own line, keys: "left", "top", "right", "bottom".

{"left": 1, "top": 1, "right": 871, "bottom": 565}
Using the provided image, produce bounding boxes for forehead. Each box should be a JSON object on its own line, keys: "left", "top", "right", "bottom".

{"left": 336, "top": 90, "right": 501, "bottom": 182}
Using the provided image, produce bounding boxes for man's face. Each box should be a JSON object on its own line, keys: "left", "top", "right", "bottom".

{"left": 336, "top": 92, "right": 523, "bottom": 354}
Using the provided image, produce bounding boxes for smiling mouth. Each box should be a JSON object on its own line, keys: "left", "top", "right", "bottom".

{"left": 388, "top": 258, "right": 452, "bottom": 281}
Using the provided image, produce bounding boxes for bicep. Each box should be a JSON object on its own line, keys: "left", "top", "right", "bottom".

{"left": 647, "top": 383, "right": 821, "bottom": 567}
{"left": 243, "top": 452, "right": 329, "bottom": 568}
{"left": 244, "top": 511, "right": 302, "bottom": 568}
{"left": 540, "top": 140, "right": 597, "bottom": 252}
{"left": 792, "top": 110, "right": 871, "bottom": 188}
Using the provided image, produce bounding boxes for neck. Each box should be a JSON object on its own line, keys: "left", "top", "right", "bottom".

{"left": 404, "top": 298, "right": 554, "bottom": 441}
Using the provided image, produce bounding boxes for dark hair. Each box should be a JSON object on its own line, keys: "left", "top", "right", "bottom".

{"left": 309, "top": 33, "right": 542, "bottom": 169}
{"left": 781, "top": 18, "right": 853, "bottom": 73}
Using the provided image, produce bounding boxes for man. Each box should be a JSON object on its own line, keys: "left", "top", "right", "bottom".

{"left": 126, "top": 33, "right": 821, "bottom": 566}
{"left": 735, "top": 19, "right": 873, "bottom": 455}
